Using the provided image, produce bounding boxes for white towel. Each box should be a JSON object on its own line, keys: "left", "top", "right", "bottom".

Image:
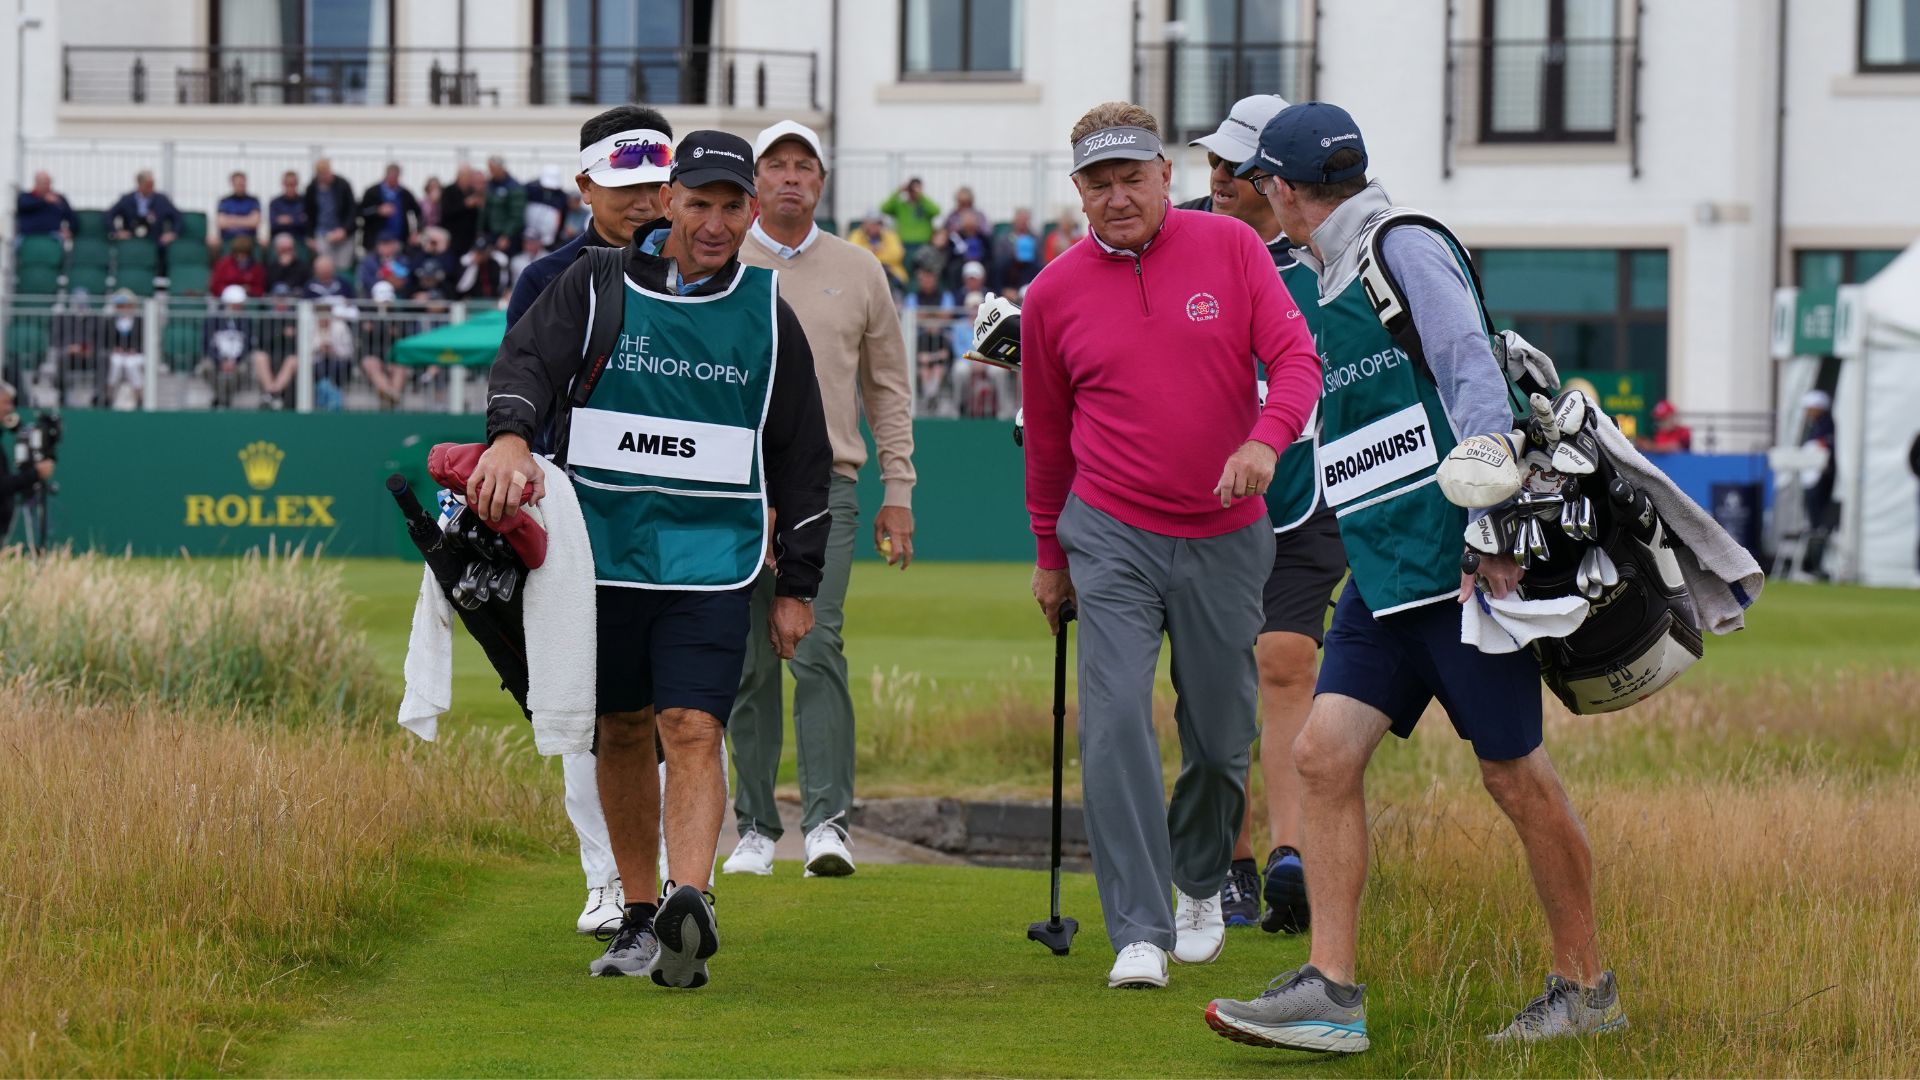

{"left": 1462, "top": 590, "right": 1591, "bottom": 654}
{"left": 398, "top": 564, "right": 455, "bottom": 741}
{"left": 525, "top": 456, "right": 599, "bottom": 756}
{"left": 1586, "top": 409, "right": 1766, "bottom": 633}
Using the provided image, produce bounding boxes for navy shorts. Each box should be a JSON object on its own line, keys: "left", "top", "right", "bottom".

{"left": 1315, "top": 585, "right": 1543, "bottom": 761}
{"left": 595, "top": 585, "right": 752, "bottom": 723}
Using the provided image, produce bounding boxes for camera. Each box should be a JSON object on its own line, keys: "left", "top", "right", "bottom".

{"left": 11, "top": 409, "right": 63, "bottom": 486}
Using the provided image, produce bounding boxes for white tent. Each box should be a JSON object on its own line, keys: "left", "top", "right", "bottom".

{"left": 1831, "top": 241, "right": 1920, "bottom": 588}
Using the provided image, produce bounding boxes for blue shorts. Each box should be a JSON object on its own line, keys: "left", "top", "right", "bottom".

{"left": 1315, "top": 585, "right": 1543, "bottom": 761}
{"left": 595, "top": 585, "right": 751, "bottom": 723}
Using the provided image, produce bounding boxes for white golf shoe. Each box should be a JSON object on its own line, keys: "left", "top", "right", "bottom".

{"left": 722, "top": 830, "right": 777, "bottom": 876}
{"left": 1173, "top": 888, "right": 1226, "bottom": 964}
{"left": 802, "top": 821, "right": 856, "bottom": 877}
{"left": 576, "top": 877, "right": 624, "bottom": 934}
{"left": 1108, "top": 941, "right": 1170, "bottom": 989}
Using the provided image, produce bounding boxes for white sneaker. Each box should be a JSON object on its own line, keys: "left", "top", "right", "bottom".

{"left": 576, "top": 877, "right": 624, "bottom": 935}
{"left": 802, "top": 820, "right": 856, "bottom": 877}
{"left": 1108, "top": 941, "right": 1170, "bottom": 989}
{"left": 1173, "top": 888, "right": 1226, "bottom": 964}
{"left": 722, "top": 830, "right": 776, "bottom": 876}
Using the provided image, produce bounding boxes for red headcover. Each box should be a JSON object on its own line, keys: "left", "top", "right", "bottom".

{"left": 426, "top": 442, "right": 550, "bottom": 569}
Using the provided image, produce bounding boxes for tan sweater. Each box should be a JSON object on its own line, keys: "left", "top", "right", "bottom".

{"left": 741, "top": 227, "right": 917, "bottom": 507}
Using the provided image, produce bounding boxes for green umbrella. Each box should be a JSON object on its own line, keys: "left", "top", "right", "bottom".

{"left": 391, "top": 309, "right": 509, "bottom": 367}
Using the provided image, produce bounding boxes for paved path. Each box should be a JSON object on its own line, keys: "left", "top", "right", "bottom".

{"left": 718, "top": 798, "right": 968, "bottom": 867}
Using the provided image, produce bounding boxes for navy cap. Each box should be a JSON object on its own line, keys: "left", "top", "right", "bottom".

{"left": 1235, "top": 102, "right": 1368, "bottom": 184}
{"left": 670, "top": 130, "right": 757, "bottom": 196}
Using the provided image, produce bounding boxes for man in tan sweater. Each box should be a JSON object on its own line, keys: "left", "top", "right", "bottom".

{"left": 722, "top": 120, "right": 917, "bottom": 878}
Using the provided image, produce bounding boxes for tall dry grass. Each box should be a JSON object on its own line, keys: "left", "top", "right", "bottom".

{"left": 0, "top": 553, "right": 557, "bottom": 1076}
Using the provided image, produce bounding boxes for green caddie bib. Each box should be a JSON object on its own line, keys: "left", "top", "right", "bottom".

{"left": 1259, "top": 258, "right": 1326, "bottom": 532}
{"left": 567, "top": 264, "right": 778, "bottom": 589}
{"left": 1314, "top": 216, "right": 1479, "bottom": 615}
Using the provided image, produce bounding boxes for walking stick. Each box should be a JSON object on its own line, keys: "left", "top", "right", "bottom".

{"left": 1027, "top": 599, "right": 1079, "bottom": 955}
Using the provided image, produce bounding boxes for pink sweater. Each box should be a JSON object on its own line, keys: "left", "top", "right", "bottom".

{"left": 1020, "top": 207, "right": 1321, "bottom": 569}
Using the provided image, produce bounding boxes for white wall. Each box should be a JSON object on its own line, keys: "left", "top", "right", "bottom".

{"left": 1781, "top": 0, "right": 1920, "bottom": 235}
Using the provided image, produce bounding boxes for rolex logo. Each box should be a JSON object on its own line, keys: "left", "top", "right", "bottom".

{"left": 239, "top": 441, "right": 285, "bottom": 490}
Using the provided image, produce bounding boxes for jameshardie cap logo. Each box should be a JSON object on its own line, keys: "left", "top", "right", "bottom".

{"left": 1186, "top": 292, "right": 1221, "bottom": 322}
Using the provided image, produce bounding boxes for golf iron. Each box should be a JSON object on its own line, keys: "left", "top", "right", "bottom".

{"left": 1028, "top": 599, "right": 1080, "bottom": 956}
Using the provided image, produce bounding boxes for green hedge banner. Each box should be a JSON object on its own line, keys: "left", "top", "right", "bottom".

{"left": 46, "top": 413, "right": 1035, "bottom": 561}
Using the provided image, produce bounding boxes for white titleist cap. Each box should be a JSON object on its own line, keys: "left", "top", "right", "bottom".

{"left": 1189, "top": 94, "right": 1291, "bottom": 164}
{"left": 579, "top": 129, "right": 673, "bottom": 187}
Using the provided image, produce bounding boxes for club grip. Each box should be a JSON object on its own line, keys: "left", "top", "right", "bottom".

{"left": 387, "top": 473, "right": 439, "bottom": 543}
{"left": 1058, "top": 599, "right": 1076, "bottom": 625}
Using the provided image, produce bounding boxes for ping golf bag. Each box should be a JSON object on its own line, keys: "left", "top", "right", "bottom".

{"left": 1362, "top": 210, "right": 1704, "bottom": 714}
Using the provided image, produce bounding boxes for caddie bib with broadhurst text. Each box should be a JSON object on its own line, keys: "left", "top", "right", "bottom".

{"left": 567, "top": 264, "right": 778, "bottom": 589}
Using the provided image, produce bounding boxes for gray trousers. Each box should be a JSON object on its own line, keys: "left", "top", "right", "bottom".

{"left": 1057, "top": 495, "right": 1272, "bottom": 953}
{"left": 728, "top": 474, "right": 859, "bottom": 839}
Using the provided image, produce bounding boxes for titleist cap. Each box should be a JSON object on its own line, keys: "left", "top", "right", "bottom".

{"left": 1071, "top": 125, "right": 1164, "bottom": 174}
{"left": 579, "top": 129, "right": 673, "bottom": 187}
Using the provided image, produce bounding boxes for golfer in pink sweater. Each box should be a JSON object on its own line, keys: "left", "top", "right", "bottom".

{"left": 1022, "top": 101, "right": 1322, "bottom": 990}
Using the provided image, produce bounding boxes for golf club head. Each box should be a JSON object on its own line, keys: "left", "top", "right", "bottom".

{"left": 1028, "top": 916, "right": 1079, "bottom": 956}
{"left": 1594, "top": 545, "right": 1621, "bottom": 587}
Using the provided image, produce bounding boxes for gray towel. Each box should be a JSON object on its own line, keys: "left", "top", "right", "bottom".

{"left": 1587, "top": 408, "right": 1765, "bottom": 633}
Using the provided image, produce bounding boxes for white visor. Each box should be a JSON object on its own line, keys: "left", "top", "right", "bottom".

{"left": 580, "top": 129, "right": 673, "bottom": 187}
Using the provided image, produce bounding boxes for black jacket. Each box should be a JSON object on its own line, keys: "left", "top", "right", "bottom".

{"left": 303, "top": 176, "right": 356, "bottom": 241}
{"left": 485, "top": 223, "right": 833, "bottom": 598}
{"left": 357, "top": 183, "right": 423, "bottom": 251}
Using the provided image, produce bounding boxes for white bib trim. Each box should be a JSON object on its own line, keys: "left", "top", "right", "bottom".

{"left": 1318, "top": 403, "right": 1439, "bottom": 507}
{"left": 566, "top": 406, "right": 755, "bottom": 485}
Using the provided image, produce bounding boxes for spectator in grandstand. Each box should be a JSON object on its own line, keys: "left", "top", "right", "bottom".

{"left": 14, "top": 171, "right": 76, "bottom": 238}
{"left": 563, "top": 191, "right": 588, "bottom": 241}
{"left": 216, "top": 172, "right": 262, "bottom": 242}
{"left": 993, "top": 207, "right": 1042, "bottom": 291}
{"left": 945, "top": 185, "right": 990, "bottom": 238}
{"left": 252, "top": 285, "right": 302, "bottom": 411}
{"left": 306, "top": 159, "right": 357, "bottom": 271}
{"left": 913, "top": 223, "right": 949, "bottom": 285}
{"left": 949, "top": 212, "right": 990, "bottom": 286}
{"left": 210, "top": 234, "right": 267, "bottom": 298}
{"left": 314, "top": 299, "right": 364, "bottom": 412}
{"left": 958, "top": 259, "right": 987, "bottom": 306}
{"left": 268, "top": 170, "right": 309, "bottom": 243}
{"left": 202, "top": 285, "right": 262, "bottom": 409}
{"left": 523, "top": 164, "right": 570, "bottom": 249}
{"left": 50, "top": 288, "right": 98, "bottom": 406}
{"left": 420, "top": 176, "right": 445, "bottom": 231}
{"left": 109, "top": 170, "right": 183, "bottom": 274}
{"left": 1043, "top": 208, "right": 1083, "bottom": 263}
{"left": 102, "top": 290, "right": 143, "bottom": 411}
{"left": 357, "top": 163, "right": 422, "bottom": 253}
{"left": 509, "top": 232, "right": 546, "bottom": 290}
{"left": 881, "top": 177, "right": 940, "bottom": 265}
{"left": 357, "top": 281, "right": 409, "bottom": 410}
{"left": 483, "top": 156, "right": 527, "bottom": 253}
{"left": 848, "top": 213, "right": 907, "bottom": 293}
{"left": 304, "top": 254, "right": 350, "bottom": 302}
{"left": 264, "top": 232, "right": 311, "bottom": 293}
{"left": 408, "top": 226, "right": 455, "bottom": 300}
{"left": 357, "top": 233, "right": 412, "bottom": 297}
{"left": 439, "top": 165, "right": 486, "bottom": 255}
{"left": 1640, "top": 400, "right": 1692, "bottom": 453}
{"left": 455, "top": 236, "right": 510, "bottom": 301}
{"left": 905, "top": 265, "right": 956, "bottom": 311}
{"left": 906, "top": 266, "right": 957, "bottom": 418}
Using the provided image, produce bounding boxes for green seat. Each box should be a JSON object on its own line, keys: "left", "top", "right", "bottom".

{"left": 70, "top": 236, "right": 110, "bottom": 268}
{"left": 163, "top": 311, "right": 207, "bottom": 370}
{"left": 168, "top": 263, "right": 211, "bottom": 295}
{"left": 16, "top": 235, "right": 65, "bottom": 269}
{"left": 169, "top": 240, "right": 211, "bottom": 267}
{"left": 74, "top": 209, "right": 109, "bottom": 240}
{"left": 991, "top": 222, "right": 1012, "bottom": 240}
{"left": 67, "top": 264, "right": 110, "bottom": 295}
{"left": 114, "top": 268, "right": 157, "bottom": 297}
{"left": 14, "top": 265, "right": 60, "bottom": 295}
{"left": 6, "top": 320, "right": 50, "bottom": 358}
{"left": 180, "top": 211, "right": 210, "bottom": 243}
{"left": 112, "top": 238, "right": 159, "bottom": 270}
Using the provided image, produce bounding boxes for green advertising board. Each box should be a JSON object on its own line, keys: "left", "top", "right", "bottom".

{"left": 43, "top": 413, "right": 1036, "bottom": 561}
{"left": 1560, "top": 369, "right": 1649, "bottom": 441}
{"left": 1792, "top": 286, "right": 1838, "bottom": 356}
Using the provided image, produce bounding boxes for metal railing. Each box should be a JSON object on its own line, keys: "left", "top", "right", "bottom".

{"left": 1444, "top": 38, "right": 1641, "bottom": 177}
{"left": 2, "top": 294, "right": 482, "bottom": 414}
{"left": 62, "top": 44, "right": 820, "bottom": 112}
{"left": 899, "top": 305, "right": 1019, "bottom": 421}
{"left": 1134, "top": 42, "right": 1316, "bottom": 145}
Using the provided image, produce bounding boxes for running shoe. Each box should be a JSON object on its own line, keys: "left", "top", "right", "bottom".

{"left": 1206, "top": 964, "right": 1369, "bottom": 1053}
{"left": 1261, "top": 846, "right": 1310, "bottom": 934}
{"left": 1222, "top": 858, "right": 1261, "bottom": 927}
{"left": 651, "top": 882, "right": 719, "bottom": 989}
{"left": 588, "top": 902, "right": 658, "bottom": 977}
{"left": 1487, "top": 970, "right": 1628, "bottom": 1042}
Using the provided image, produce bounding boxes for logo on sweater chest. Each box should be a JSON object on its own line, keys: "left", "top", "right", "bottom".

{"left": 1186, "top": 292, "right": 1221, "bottom": 322}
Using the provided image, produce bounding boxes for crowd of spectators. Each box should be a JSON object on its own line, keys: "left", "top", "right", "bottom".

{"left": 13, "top": 164, "right": 1080, "bottom": 417}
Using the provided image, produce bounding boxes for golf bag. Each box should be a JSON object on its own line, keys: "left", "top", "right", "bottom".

{"left": 1362, "top": 210, "right": 1703, "bottom": 714}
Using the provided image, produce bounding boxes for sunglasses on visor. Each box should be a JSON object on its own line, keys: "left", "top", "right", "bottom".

{"left": 608, "top": 140, "right": 672, "bottom": 171}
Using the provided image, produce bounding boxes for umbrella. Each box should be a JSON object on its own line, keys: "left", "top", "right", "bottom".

{"left": 391, "top": 309, "right": 509, "bottom": 368}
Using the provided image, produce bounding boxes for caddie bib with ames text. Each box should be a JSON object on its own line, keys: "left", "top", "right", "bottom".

{"left": 567, "top": 264, "right": 779, "bottom": 589}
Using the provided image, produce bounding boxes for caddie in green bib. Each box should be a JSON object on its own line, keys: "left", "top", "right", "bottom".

{"left": 567, "top": 265, "right": 779, "bottom": 589}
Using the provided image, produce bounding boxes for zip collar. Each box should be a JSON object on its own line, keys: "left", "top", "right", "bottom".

{"left": 1089, "top": 200, "right": 1178, "bottom": 260}
{"left": 624, "top": 218, "right": 743, "bottom": 298}
{"left": 1294, "top": 181, "right": 1394, "bottom": 289}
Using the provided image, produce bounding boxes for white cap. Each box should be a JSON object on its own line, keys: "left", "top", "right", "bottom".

{"left": 371, "top": 280, "right": 398, "bottom": 302}
{"left": 539, "top": 163, "right": 564, "bottom": 188}
{"left": 961, "top": 260, "right": 987, "bottom": 280}
{"left": 1189, "top": 93, "right": 1291, "bottom": 164}
{"left": 753, "top": 119, "right": 825, "bottom": 164}
{"left": 220, "top": 284, "right": 249, "bottom": 304}
{"left": 1801, "top": 389, "right": 1832, "bottom": 410}
{"left": 579, "top": 129, "right": 673, "bottom": 187}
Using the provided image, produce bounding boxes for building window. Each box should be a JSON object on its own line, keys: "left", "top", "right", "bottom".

{"left": 1862, "top": 0, "right": 1920, "bottom": 70}
{"left": 1795, "top": 249, "right": 1903, "bottom": 292}
{"left": 1156, "top": 0, "right": 1311, "bottom": 142}
{"left": 1479, "top": 0, "right": 1621, "bottom": 142}
{"left": 533, "top": 0, "right": 708, "bottom": 105}
{"left": 901, "top": 0, "right": 1023, "bottom": 80}
{"left": 212, "top": 0, "right": 393, "bottom": 103}
{"left": 1479, "top": 248, "right": 1669, "bottom": 411}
